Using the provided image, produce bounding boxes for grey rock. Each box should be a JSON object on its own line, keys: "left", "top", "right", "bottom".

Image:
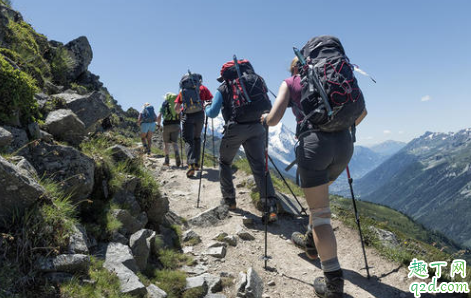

{"left": 0, "top": 126, "right": 13, "bottom": 147}
{"left": 64, "top": 36, "right": 93, "bottom": 81}
{"left": 109, "top": 144, "right": 136, "bottom": 162}
{"left": 45, "top": 81, "right": 64, "bottom": 94}
{"left": 37, "top": 254, "right": 90, "bottom": 274}
{"left": 129, "top": 229, "right": 155, "bottom": 271}
{"left": 147, "top": 284, "right": 168, "bottom": 298}
{"left": 2, "top": 126, "right": 28, "bottom": 153}
{"left": 370, "top": 227, "right": 399, "bottom": 248}
{"left": 44, "top": 109, "right": 86, "bottom": 144}
{"left": 182, "top": 264, "right": 208, "bottom": 275}
{"left": 201, "top": 273, "right": 222, "bottom": 293}
{"left": 245, "top": 267, "right": 263, "bottom": 298}
{"left": 111, "top": 189, "right": 141, "bottom": 216}
{"left": 108, "top": 263, "right": 146, "bottom": 296}
{"left": 223, "top": 235, "right": 238, "bottom": 247}
{"left": 205, "top": 294, "right": 227, "bottom": 298}
{"left": 111, "top": 232, "right": 128, "bottom": 245}
{"left": 103, "top": 242, "right": 138, "bottom": 273}
{"left": 204, "top": 246, "right": 226, "bottom": 258}
{"left": 157, "top": 226, "right": 179, "bottom": 250}
{"left": 16, "top": 157, "right": 38, "bottom": 178}
{"left": 185, "top": 275, "right": 208, "bottom": 295}
{"left": 39, "top": 130, "right": 53, "bottom": 142}
{"left": 146, "top": 194, "right": 170, "bottom": 227}
{"left": 22, "top": 142, "right": 95, "bottom": 204}
{"left": 236, "top": 227, "right": 255, "bottom": 241}
{"left": 27, "top": 122, "right": 41, "bottom": 139}
{"left": 212, "top": 232, "right": 228, "bottom": 241}
{"left": 236, "top": 272, "right": 248, "bottom": 297}
{"left": 111, "top": 209, "right": 146, "bottom": 236}
{"left": 34, "top": 93, "right": 49, "bottom": 109}
{"left": 55, "top": 91, "right": 111, "bottom": 131}
{"left": 0, "top": 156, "right": 45, "bottom": 226}
{"left": 183, "top": 230, "right": 201, "bottom": 244}
{"left": 206, "top": 241, "right": 227, "bottom": 249}
{"left": 189, "top": 205, "right": 229, "bottom": 227}
{"left": 68, "top": 224, "right": 89, "bottom": 254}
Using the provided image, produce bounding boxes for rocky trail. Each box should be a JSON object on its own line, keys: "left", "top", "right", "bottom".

{"left": 144, "top": 155, "right": 425, "bottom": 298}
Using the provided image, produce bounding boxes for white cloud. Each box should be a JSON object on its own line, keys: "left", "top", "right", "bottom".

{"left": 383, "top": 130, "right": 392, "bottom": 134}
{"left": 421, "top": 95, "right": 432, "bottom": 102}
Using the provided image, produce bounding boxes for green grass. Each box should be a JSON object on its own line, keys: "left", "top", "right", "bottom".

{"left": 60, "top": 257, "right": 133, "bottom": 298}
{"left": 159, "top": 249, "right": 195, "bottom": 270}
{"left": 153, "top": 270, "right": 187, "bottom": 298}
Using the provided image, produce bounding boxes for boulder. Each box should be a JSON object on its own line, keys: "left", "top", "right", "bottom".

{"left": 183, "top": 230, "right": 201, "bottom": 244}
{"left": 51, "top": 91, "right": 111, "bottom": 131}
{"left": 146, "top": 194, "right": 170, "bottom": 227}
{"left": 36, "top": 254, "right": 90, "bottom": 274}
{"left": 112, "top": 191, "right": 141, "bottom": 216}
{"left": 236, "top": 226, "right": 255, "bottom": 241}
{"left": 203, "top": 247, "right": 226, "bottom": 259}
{"left": 22, "top": 142, "right": 95, "bottom": 204}
{"left": 236, "top": 272, "right": 248, "bottom": 297}
{"left": 185, "top": 275, "right": 209, "bottom": 295}
{"left": 245, "top": 267, "right": 263, "bottom": 298}
{"left": 64, "top": 36, "right": 93, "bottom": 81}
{"left": 370, "top": 227, "right": 399, "bottom": 248}
{"left": 76, "top": 70, "right": 103, "bottom": 90}
{"left": 103, "top": 242, "right": 146, "bottom": 296}
{"left": 201, "top": 273, "right": 223, "bottom": 293}
{"left": 109, "top": 145, "right": 136, "bottom": 162}
{"left": 44, "top": 109, "right": 86, "bottom": 144}
{"left": 68, "top": 224, "right": 89, "bottom": 254}
{"left": 111, "top": 209, "right": 146, "bottom": 236}
{"left": 27, "top": 122, "right": 41, "bottom": 139}
{"left": 0, "top": 126, "right": 12, "bottom": 147}
{"left": 129, "top": 229, "right": 156, "bottom": 271}
{"left": 0, "top": 156, "right": 45, "bottom": 226}
{"left": 104, "top": 242, "right": 139, "bottom": 273}
{"left": 147, "top": 284, "right": 168, "bottom": 298}
{"left": 13, "top": 156, "right": 38, "bottom": 178}
{"left": 223, "top": 235, "right": 238, "bottom": 247}
{"left": 188, "top": 206, "right": 229, "bottom": 227}
{"left": 2, "top": 126, "right": 28, "bottom": 153}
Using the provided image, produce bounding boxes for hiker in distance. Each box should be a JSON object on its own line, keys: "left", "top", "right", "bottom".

{"left": 205, "top": 58, "right": 278, "bottom": 222}
{"left": 137, "top": 102, "right": 159, "bottom": 155}
{"left": 174, "top": 73, "right": 213, "bottom": 178}
{"left": 261, "top": 36, "right": 367, "bottom": 298}
{"left": 156, "top": 92, "right": 181, "bottom": 167}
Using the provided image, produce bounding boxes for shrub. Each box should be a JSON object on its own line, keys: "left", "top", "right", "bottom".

{"left": 0, "top": 55, "right": 39, "bottom": 124}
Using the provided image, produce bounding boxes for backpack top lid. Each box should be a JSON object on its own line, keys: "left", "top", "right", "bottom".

{"left": 219, "top": 59, "right": 255, "bottom": 82}
{"left": 180, "top": 73, "right": 202, "bottom": 89}
{"left": 301, "top": 35, "right": 346, "bottom": 60}
{"left": 164, "top": 92, "right": 177, "bottom": 102}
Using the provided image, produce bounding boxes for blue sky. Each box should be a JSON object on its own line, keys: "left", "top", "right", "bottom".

{"left": 13, "top": 0, "right": 471, "bottom": 146}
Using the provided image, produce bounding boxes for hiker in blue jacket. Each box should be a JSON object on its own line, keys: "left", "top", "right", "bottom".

{"left": 137, "top": 102, "right": 158, "bottom": 155}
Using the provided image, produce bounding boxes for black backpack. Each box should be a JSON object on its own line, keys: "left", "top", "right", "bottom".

{"left": 218, "top": 58, "right": 272, "bottom": 123}
{"left": 295, "top": 35, "right": 365, "bottom": 132}
{"left": 179, "top": 72, "right": 203, "bottom": 114}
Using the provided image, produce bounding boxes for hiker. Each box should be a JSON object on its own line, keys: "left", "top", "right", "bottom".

{"left": 156, "top": 92, "right": 181, "bottom": 167}
{"left": 205, "top": 58, "right": 278, "bottom": 222}
{"left": 261, "top": 36, "right": 367, "bottom": 298}
{"left": 174, "top": 73, "right": 213, "bottom": 177}
{"left": 137, "top": 102, "right": 158, "bottom": 155}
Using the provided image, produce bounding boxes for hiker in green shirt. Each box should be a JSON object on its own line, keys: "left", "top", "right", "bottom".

{"left": 157, "top": 92, "right": 181, "bottom": 167}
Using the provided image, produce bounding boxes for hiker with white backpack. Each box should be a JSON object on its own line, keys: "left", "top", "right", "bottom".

{"left": 261, "top": 36, "right": 367, "bottom": 298}
{"left": 137, "top": 102, "right": 158, "bottom": 155}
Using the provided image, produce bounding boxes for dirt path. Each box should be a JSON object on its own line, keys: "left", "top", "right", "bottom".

{"left": 145, "top": 156, "right": 424, "bottom": 298}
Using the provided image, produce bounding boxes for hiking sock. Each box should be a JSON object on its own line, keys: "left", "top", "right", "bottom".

{"left": 321, "top": 257, "right": 341, "bottom": 272}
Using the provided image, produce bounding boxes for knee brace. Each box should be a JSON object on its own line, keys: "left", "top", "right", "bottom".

{"left": 310, "top": 207, "right": 332, "bottom": 227}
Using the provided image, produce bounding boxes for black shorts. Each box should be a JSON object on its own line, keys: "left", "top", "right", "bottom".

{"left": 296, "top": 130, "right": 353, "bottom": 188}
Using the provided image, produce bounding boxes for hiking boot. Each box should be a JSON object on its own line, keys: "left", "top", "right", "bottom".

{"left": 186, "top": 164, "right": 195, "bottom": 178}
{"left": 176, "top": 155, "right": 181, "bottom": 167}
{"left": 291, "top": 229, "right": 318, "bottom": 260}
{"left": 313, "top": 269, "right": 344, "bottom": 298}
{"left": 221, "top": 198, "right": 237, "bottom": 210}
{"left": 164, "top": 155, "right": 170, "bottom": 166}
{"left": 194, "top": 163, "right": 200, "bottom": 171}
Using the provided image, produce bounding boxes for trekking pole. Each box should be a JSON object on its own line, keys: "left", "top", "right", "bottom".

{"left": 346, "top": 165, "right": 371, "bottom": 279}
{"left": 262, "top": 123, "right": 270, "bottom": 270}
{"left": 267, "top": 154, "right": 308, "bottom": 216}
{"left": 211, "top": 118, "right": 216, "bottom": 167}
{"left": 197, "top": 116, "right": 209, "bottom": 208}
{"left": 179, "top": 125, "right": 184, "bottom": 168}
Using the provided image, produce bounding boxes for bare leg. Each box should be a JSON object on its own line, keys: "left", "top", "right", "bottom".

{"left": 146, "top": 132, "right": 153, "bottom": 152}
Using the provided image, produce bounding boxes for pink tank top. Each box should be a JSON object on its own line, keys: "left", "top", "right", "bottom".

{"left": 284, "top": 75, "right": 303, "bottom": 122}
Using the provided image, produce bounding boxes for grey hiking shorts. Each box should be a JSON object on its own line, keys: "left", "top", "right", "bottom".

{"left": 296, "top": 129, "right": 353, "bottom": 188}
{"left": 163, "top": 124, "right": 180, "bottom": 143}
